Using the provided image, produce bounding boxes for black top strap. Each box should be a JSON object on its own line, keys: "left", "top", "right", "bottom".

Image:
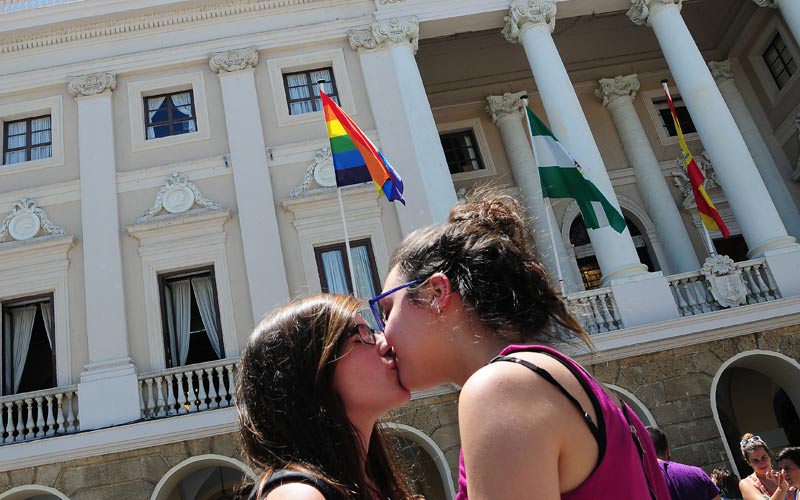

{"left": 247, "top": 470, "right": 342, "bottom": 500}
{"left": 490, "top": 354, "right": 601, "bottom": 444}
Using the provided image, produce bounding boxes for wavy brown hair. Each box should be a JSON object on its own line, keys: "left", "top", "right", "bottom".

{"left": 236, "top": 294, "right": 412, "bottom": 500}
{"left": 390, "top": 188, "right": 590, "bottom": 346}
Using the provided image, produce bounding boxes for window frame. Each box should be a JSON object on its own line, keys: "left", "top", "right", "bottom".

{"left": 282, "top": 67, "right": 339, "bottom": 116}
{"left": 749, "top": 17, "right": 800, "bottom": 106}
{"left": 158, "top": 265, "right": 225, "bottom": 369}
{"left": 1, "top": 292, "right": 56, "bottom": 396}
{"left": 762, "top": 32, "right": 796, "bottom": 90}
{"left": 142, "top": 90, "right": 198, "bottom": 141}
{"left": 0, "top": 96, "right": 64, "bottom": 176}
{"left": 642, "top": 88, "right": 700, "bottom": 147}
{"left": 436, "top": 118, "right": 497, "bottom": 181}
{"left": 313, "top": 238, "right": 381, "bottom": 296}
{"left": 3, "top": 114, "right": 53, "bottom": 167}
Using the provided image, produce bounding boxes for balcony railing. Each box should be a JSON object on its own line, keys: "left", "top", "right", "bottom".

{"left": 1, "top": 0, "right": 81, "bottom": 13}
{"left": 138, "top": 359, "right": 238, "bottom": 419}
{"left": 0, "top": 385, "right": 79, "bottom": 445}
{"left": 566, "top": 287, "right": 622, "bottom": 334}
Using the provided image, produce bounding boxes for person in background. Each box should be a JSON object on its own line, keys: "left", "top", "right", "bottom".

{"left": 711, "top": 467, "right": 743, "bottom": 500}
{"left": 739, "top": 434, "right": 790, "bottom": 500}
{"left": 647, "top": 427, "right": 721, "bottom": 500}
{"left": 775, "top": 447, "right": 800, "bottom": 500}
{"left": 373, "top": 189, "right": 670, "bottom": 499}
{"left": 236, "top": 294, "right": 414, "bottom": 500}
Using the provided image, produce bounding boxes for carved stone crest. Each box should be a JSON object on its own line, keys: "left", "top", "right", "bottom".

{"left": 0, "top": 198, "right": 66, "bottom": 243}
{"left": 138, "top": 173, "right": 223, "bottom": 222}
{"left": 671, "top": 151, "right": 721, "bottom": 208}
{"left": 290, "top": 147, "right": 337, "bottom": 197}
{"left": 67, "top": 72, "right": 116, "bottom": 97}
{"left": 208, "top": 47, "right": 258, "bottom": 74}
{"left": 701, "top": 254, "right": 747, "bottom": 308}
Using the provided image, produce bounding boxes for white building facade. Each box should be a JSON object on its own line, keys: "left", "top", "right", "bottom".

{"left": 0, "top": 0, "right": 798, "bottom": 498}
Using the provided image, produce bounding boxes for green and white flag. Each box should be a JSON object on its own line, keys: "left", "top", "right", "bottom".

{"left": 526, "top": 106, "right": 626, "bottom": 233}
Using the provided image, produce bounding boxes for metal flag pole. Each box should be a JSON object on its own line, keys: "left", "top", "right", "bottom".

{"left": 319, "top": 79, "right": 359, "bottom": 297}
{"left": 521, "top": 94, "right": 566, "bottom": 295}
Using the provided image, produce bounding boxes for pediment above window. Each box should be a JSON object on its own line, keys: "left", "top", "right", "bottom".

{"left": 0, "top": 197, "right": 67, "bottom": 246}
{"left": 136, "top": 173, "right": 223, "bottom": 224}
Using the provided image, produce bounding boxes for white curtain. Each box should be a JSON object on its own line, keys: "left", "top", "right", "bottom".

{"left": 170, "top": 92, "right": 197, "bottom": 132}
{"left": 191, "top": 276, "right": 222, "bottom": 359}
{"left": 2, "top": 312, "right": 9, "bottom": 395}
{"left": 5, "top": 121, "right": 28, "bottom": 164}
{"left": 170, "top": 280, "right": 192, "bottom": 367}
{"left": 11, "top": 306, "right": 37, "bottom": 394}
{"left": 286, "top": 73, "right": 314, "bottom": 115}
{"left": 322, "top": 250, "right": 349, "bottom": 294}
{"left": 39, "top": 302, "right": 53, "bottom": 349}
{"left": 352, "top": 245, "right": 377, "bottom": 299}
{"left": 146, "top": 96, "right": 167, "bottom": 139}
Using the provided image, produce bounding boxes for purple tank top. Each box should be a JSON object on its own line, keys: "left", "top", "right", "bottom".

{"left": 456, "top": 344, "right": 669, "bottom": 500}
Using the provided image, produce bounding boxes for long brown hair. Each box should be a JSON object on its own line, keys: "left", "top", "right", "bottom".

{"left": 236, "top": 294, "right": 412, "bottom": 499}
{"left": 390, "top": 188, "right": 590, "bottom": 346}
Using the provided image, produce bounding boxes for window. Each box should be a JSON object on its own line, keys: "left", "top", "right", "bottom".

{"left": 763, "top": 33, "right": 797, "bottom": 89}
{"left": 3, "top": 115, "right": 52, "bottom": 165}
{"left": 144, "top": 91, "right": 197, "bottom": 140}
{"left": 314, "top": 239, "right": 380, "bottom": 299}
{"left": 440, "top": 130, "right": 486, "bottom": 175}
{"left": 1, "top": 295, "right": 55, "bottom": 396}
{"left": 159, "top": 268, "right": 224, "bottom": 368}
{"left": 653, "top": 97, "right": 696, "bottom": 138}
{"left": 283, "top": 68, "right": 338, "bottom": 115}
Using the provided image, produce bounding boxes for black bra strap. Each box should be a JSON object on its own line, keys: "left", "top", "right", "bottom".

{"left": 251, "top": 470, "right": 342, "bottom": 500}
{"left": 490, "top": 355, "right": 601, "bottom": 444}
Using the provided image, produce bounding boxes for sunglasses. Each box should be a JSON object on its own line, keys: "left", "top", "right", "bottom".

{"left": 741, "top": 435, "right": 763, "bottom": 447}
{"left": 368, "top": 279, "right": 423, "bottom": 332}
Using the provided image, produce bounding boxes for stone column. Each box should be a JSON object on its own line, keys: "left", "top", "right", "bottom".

{"left": 596, "top": 74, "right": 700, "bottom": 274}
{"left": 503, "top": 1, "right": 648, "bottom": 284}
{"left": 708, "top": 60, "right": 800, "bottom": 238}
{"left": 68, "top": 73, "right": 140, "bottom": 430}
{"left": 628, "top": 0, "right": 796, "bottom": 258}
{"left": 209, "top": 47, "right": 290, "bottom": 322}
{"left": 349, "top": 17, "right": 458, "bottom": 234}
{"left": 754, "top": 0, "right": 800, "bottom": 47}
{"left": 486, "top": 91, "right": 581, "bottom": 292}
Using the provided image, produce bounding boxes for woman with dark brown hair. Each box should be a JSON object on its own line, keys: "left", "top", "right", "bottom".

{"left": 370, "top": 189, "right": 670, "bottom": 499}
{"left": 739, "top": 434, "right": 791, "bottom": 500}
{"left": 236, "top": 294, "right": 414, "bottom": 500}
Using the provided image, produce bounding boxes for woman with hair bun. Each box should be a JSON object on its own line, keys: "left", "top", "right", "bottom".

{"left": 371, "top": 189, "right": 670, "bottom": 499}
{"left": 739, "top": 434, "right": 791, "bottom": 500}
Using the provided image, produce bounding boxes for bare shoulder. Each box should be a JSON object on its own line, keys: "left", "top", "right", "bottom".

{"left": 265, "top": 482, "right": 328, "bottom": 500}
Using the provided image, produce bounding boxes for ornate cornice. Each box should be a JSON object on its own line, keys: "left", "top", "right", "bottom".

{"left": 349, "top": 16, "right": 419, "bottom": 53}
{"left": 486, "top": 91, "right": 527, "bottom": 123}
{"left": 67, "top": 72, "right": 116, "bottom": 97}
{"left": 0, "top": 198, "right": 65, "bottom": 243}
{"left": 708, "top": 60, "right": 734, "bottom": 84}
{"left": 209, "top": 46, "right": 258, "bottom": 74}
{"left": 502, "top": 0, "right": 557, "bottom": 43}
{"left": 752, "top": 0, "right": 776, "bottom": 7}
{"left": 627, "top": 0, "right": 683, "bottom": 26}
{"left": 0, "top": 0, "right": 326, "bottom": 54}
{"left": 596, "top": 74, "right": 640, "bottom": 107}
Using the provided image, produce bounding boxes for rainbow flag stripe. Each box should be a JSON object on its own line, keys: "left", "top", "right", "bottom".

{"left": 321, "top": 91, "right": 405, "bottom": 205}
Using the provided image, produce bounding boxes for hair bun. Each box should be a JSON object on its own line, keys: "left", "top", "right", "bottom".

{"left": 448, "top": 189, "right": 528, "bottom": 249}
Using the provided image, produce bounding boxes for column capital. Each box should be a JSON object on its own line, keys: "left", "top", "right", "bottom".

{"left": 502, "top": 0, "right": 557, "bottom": 42}
{"left": 349, "top": 17, "right": 419, "bottom": 54}
{"left": 486, "top": 91, "right": 527, "bottom": 123}
{"left": 67, "top": 72, "right": 116, "bottom": 98}
{"left": 595, "top": 74, "right": 640, "bottom": 107}
{"left": 209, "top": 46, "right": 258, "bottom": 74}
{"left": 708, "top": 60, "right": 734, "bottom": 84}
{"left": 627, "top": 0, "right": 683, "bottom": 26}
{"left": 752, "top": 0, "right": 776, "bottom": 8}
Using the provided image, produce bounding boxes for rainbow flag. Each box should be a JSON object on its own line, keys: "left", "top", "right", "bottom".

{"left": 661, "top": 81, "right": 729, "bottom": 238}
{"left": 320, "top": 91, "right": 405, "bottom": 205}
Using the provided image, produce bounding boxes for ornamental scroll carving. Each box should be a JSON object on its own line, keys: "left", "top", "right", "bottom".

{"left": 137, "top": 173, "right": 223, "bottom": 223}
{"left": 502, "top": 0, "right": 557, "bottom": 43}
{"left": 595, "top": 75, "right": 640, "bottom": 107}
{"left": 708, "top": 60, "right": 734, "bottom": 84}
{"left": 752, "top": 0, "right": 776, "bottom": 8}
{"left": 701, "top": 254, "right": 747, "bottom": 308}
{"left": 209, "top": 47, "right": 258, "bottom": 73}
{"left": 486, "top": 91, "right": 527, "bottom": 123}
{"left": 67, "top": 72, "right": 116, "bottom": 97}
{"left": 289, "top": 147, "right": 336, "bottom": 197}
{"left": 671, "top": 151, "right": 722, "bottom": 208}
{"left": 0, "top": 198, "right": 65, "bottom": 243}
{"left": 627, "top": 0, "right": 683, "bottom": 26}
{"left": 350, "top": 17, "right": 419, "bottom": 53}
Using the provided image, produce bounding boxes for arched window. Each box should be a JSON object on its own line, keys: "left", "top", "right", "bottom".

{"left": 151, "top": 455, "right": 254, "bottom": 500}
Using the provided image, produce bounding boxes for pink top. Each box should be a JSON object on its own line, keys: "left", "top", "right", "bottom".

{"left": 456, "top": 344, "right": 670, "bottom": 500}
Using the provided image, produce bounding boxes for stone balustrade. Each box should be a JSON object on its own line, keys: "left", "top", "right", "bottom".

{"left": 1, "top": 0, "right": 81, "bottom": 12}
{"left": 138, "top": 359, "right": 237, "bottom": 419}
{"left": 0, "top": 385, "right": 79, "bottom": 445}
{"left": 565, "top": 288, "right": 623, "bottom": 334}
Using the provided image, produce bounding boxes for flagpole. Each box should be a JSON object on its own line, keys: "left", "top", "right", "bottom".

{"left": 521, "top": 94, "right": 566, "bottom": 295}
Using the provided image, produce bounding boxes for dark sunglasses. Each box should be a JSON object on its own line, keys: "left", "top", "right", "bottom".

{"left": 368, "top": 279, "right": 423, "bottom": 332}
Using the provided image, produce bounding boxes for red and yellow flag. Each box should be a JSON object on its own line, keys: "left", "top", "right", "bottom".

{"left": 661, "top": 81, "right": 730, "bottom": 238}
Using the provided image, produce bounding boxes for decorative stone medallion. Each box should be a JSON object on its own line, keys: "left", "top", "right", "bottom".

{"left": 137, "top": 173, "right": 223, "bottom": 222}
{"left": 162, "top": 183, "right": 196, "bottom": 214}
{"left": 0, "top": 198, "right": 66, "bottom": 243}
{"left": 290, "top": 147, "right": 337, "bottom": 197}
